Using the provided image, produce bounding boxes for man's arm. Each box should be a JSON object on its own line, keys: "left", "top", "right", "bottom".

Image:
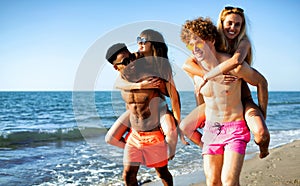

{"left": 234, "top": 63, "right": 268, "bottom": 118}
{"left": 165, "top": 77, "right": 181, "bottom": 123}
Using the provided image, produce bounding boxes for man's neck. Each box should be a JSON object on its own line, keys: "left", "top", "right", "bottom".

{"left": 200, "top": 46, "right": 219, "bottom": 71}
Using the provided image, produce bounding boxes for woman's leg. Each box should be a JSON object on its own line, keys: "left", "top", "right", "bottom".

{"left": 244, "top": 100, "right": 270, "bottom": 158}
{"left": 160, "top": 110, "right": 178, "bottom": 160}
{"left": 221, "top": 150, "right": 245, "bottom": 186}
{"left": 179, "top": 104, "right": 206, "bottom": 147}
{"left": 203, "top": 154, "right": 223, "bottom": 186}
{"left": 241, "top": 81, "right": 270, "bottom": 158}
{"left": 105, "top": 110, "right": 130, "bottom": 149}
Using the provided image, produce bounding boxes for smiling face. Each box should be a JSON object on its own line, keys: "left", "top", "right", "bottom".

{"left": 113, "top": 50, "right": 131, "bottom": 71}
{"left": 188, "top": 36, "right": 205, "bottom": 62}
{"left": 137, "top": 36, "right": 152, "bottom": 56}
{"left": 180, "top": 17, "right": 218, "bottom": 63}
{"left": 222, "top": 13, "right": 243, "bottom": 40}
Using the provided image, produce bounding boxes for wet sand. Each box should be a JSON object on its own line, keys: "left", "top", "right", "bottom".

{"left": 146, "top": 140, "right": 300, "bottom": 186}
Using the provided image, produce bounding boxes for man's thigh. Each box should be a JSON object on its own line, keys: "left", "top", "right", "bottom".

{"left": 221, "top": 150, "right": 245, "bottom": 184}
{"left": 203, "top": 154, "right": 223, "bottom": 181}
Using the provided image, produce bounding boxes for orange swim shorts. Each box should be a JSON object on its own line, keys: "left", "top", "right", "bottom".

{"left": 123, "top": 129, "right": 168, "bottom": 168}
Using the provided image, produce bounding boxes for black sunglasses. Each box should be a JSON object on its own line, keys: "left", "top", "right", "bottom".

{"left": 114, "top": 57, "right": 131, "bottom": 66}
{"left": 137, "top": 36, "right": 148, "bottom": 44}
{"left": 225, "top": 6, "right": 244, "bottom": 13}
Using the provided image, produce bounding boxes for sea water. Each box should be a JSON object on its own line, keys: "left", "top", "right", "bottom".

{"left": 0, "top": 91, "right": 299, "bottom": 185}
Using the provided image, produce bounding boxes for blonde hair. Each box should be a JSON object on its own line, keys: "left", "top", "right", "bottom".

{"left": 216, "top": 7, "right": 252, "bottom": 65}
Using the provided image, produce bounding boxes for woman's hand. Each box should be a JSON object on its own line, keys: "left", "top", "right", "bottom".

{"left": 140, "top": 77, "right": 162, "bottom": 89}
{"left": 222, "top": 73, "right": 238, "bottom": 84}
{"left": 193, "top": 75, "right": 207, "bottom": 94}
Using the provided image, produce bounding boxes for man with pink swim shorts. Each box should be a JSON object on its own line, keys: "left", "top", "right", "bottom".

{"left": 202, "top": 120, "right": 250, "bottom": 155}
{"left": 180, "top": 17, "right": 268, "bottom": 186}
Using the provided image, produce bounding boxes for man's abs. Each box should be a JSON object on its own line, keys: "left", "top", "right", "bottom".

{"left": 122, "top": 89, "right": 162, "bottom": 131}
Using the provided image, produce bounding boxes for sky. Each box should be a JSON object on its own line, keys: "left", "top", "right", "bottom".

{"left": 1, "top": 0, "right": 300, "bottom": 91}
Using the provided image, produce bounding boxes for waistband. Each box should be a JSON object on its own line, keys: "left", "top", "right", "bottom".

{"left": 131, "top": 126, "right": 162, "bottom": 135}
{"left": 205, "top": 120, "right": 246, "bottom": 127}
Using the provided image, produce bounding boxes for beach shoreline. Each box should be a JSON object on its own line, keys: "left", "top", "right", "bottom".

{"left": 2, "top": 91, "right": 300, "bottom": 185}
{"left": 145, "top": 140, "right": 300, "bottom": 186}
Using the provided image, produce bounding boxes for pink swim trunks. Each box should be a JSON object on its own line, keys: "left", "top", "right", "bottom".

{"left": 123, "top": 129, "right": 168, "bottom": 168}
{"left": 202, "top": 120, "right": 250, "bottom": 155}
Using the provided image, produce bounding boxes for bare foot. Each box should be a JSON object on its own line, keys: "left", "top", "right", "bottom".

{"left": 255, "top": 136, "right": 270, "bottom": 159}
{"left": 257, "top": 139, "right": 270, "bottom": 158}
{"left": 179, "top": 130, "right": 190, "bottom": 145}
{"left": 259, "top": 146, "right": 269, "bottom": 159}
{"left": 168, "top": 147, "right": 176, "bottom": 160}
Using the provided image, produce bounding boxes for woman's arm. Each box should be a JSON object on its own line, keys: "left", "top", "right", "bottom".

{"left": 165, "top": 77, "right": 181, "bottom": 123}
{"left": 182, "top": 56, "right": 205, "bottom": 77}
{"left": 203, "top": 39, "right": 251, "bottom": 80}
{"left": 165, "top": 77, "right": 191, "bottom": 145}
{"left": 114, "top": 75, "right": 161, "bottom": 90}
{"left": 114, "top": 75, "right": 141, "bottom": 90}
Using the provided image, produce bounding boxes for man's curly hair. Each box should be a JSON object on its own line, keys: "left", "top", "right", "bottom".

{"left": 181, "top": 17, "right": 218, "bottom": 45}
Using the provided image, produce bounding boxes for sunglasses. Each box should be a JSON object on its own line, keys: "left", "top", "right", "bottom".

{"left": 137, "top": 37, "right": 148, "bottom": 44}
{"left": 114, "top": 57, "right": 131, "bottom": 66}
{"left": 186, "top": 43, "right": 204, "bottom": 51}
{"left": 224, "top": 6, "right": 244, "bottom": 13}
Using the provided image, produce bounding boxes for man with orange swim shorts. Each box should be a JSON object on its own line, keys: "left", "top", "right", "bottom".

{"left": 105, "top": 43, "right": 174, "bottom": 186}
{"left": 124, "top": 128, "right": 168, "bottom": 168}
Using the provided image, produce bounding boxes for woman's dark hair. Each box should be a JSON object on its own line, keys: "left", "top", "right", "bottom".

{"left": 139, "top": 29, "right": 172, "bottom": 81}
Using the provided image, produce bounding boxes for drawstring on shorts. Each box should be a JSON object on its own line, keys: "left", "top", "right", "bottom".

{"left": 212, "top": 122, "right": 225, "bottom": 135}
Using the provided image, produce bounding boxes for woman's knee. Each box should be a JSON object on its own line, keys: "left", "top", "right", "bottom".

{"left": 245, "top": 108, "right": 269, "bottom": 140}
{"left": 178, "top": 119, "right": 187, "bottom": 132}
{"left": 104, "top": 133, "right": 113, "bottom": 144}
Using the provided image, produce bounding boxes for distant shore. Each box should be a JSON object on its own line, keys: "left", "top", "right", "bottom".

{"left": 146, "top": 140, "right": 300, "bottom": 186}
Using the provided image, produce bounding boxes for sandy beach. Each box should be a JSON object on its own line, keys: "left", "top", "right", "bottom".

{"left": 239, "top": 140, "right": 300, "bottom": 186}
{"left": 146, "top": 140, "right": 300, "bottom": 186}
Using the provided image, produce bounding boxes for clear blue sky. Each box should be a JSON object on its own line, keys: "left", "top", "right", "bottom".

{"left": 1, "top": 0, "right": 300, "bottom": 91}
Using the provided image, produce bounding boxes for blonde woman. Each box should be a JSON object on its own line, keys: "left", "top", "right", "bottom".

{"left": 180, "top": 16, "right": 268, "bottom": 186}
{"left": 181, "top": 6, "right": 270, "bottom": 159}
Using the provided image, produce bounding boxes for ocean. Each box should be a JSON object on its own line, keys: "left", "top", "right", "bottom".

{"left": 0, "top": 91, "right": 299, "bottom": 186}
